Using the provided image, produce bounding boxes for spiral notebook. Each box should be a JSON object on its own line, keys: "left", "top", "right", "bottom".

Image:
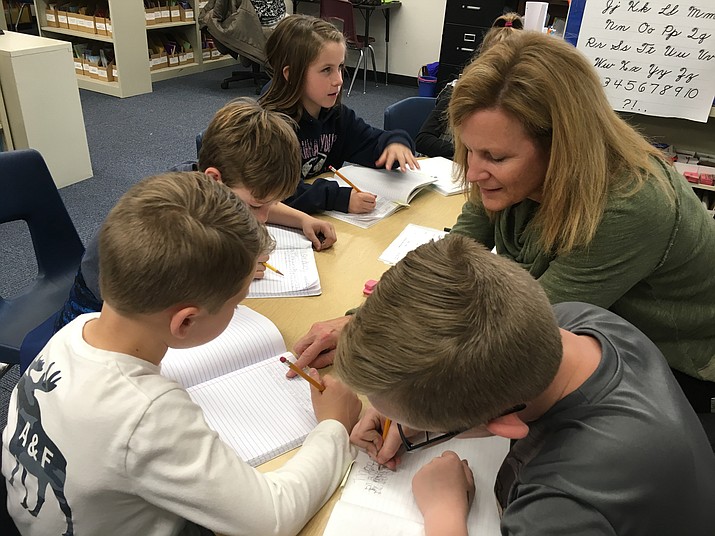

{"left": 247, "top": 225, "right": 321, "bottom": 298}
{"left": 161, "top": 306, "right": 317, "bottom": 466}
{"left": 324, "top": 436, "right": 509, "bottom": 536}
{"left": 324, "top": 165, "right": 436, "bottom": 229}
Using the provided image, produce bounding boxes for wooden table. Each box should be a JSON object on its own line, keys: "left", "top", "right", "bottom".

{"left": 248, "top": 187, "right": 465, "bottom": 535}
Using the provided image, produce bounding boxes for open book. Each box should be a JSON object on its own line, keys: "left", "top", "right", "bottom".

{"left": 416, "top": 156, "right": 466, "bottom": 196}
{"left": 247, "top": 224, "right": 321, "bottom": 298}
{"left": 324, "top": 436, "right": 509, "bottom": 536}
{"left": 161, "top": 306, "right": 318, "bottom": 467}
{"left": 324, "top": 165, "right": 436, "bottom": 229}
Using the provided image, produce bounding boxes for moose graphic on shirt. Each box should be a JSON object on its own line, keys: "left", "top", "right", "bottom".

{"left": 8, "top": 358, "right": 74, "bottom": 536}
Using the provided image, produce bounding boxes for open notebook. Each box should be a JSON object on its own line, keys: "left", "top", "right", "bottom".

{"left": 416, "top": 156, "right": 466, "bottom": 196}
{"left": 324, "top": 436, "right": 509, "bottom": 536}
{"left": 161, "top": 306, "right": 317, "bottom": 467}
{"left": 247, "top": 224, "right": 321, "bottom": 298}
{"left": 324, "top": 165, "right": 436, "bottom": 229}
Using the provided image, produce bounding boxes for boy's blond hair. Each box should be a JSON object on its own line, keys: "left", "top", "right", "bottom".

{"left": 99, "top": 172, "right": 273, "bottom": 315}
{"left": 334, "top": 235, "right": 562, "bottom": 431}
{"left": 198, "top": 97, "right": 300, "bottom": 201}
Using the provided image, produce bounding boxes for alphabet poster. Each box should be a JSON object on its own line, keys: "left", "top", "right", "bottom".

{"left": 571, "top": 1, "right": 715, "bottom": 122}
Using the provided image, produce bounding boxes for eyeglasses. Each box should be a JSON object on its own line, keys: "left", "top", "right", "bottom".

{"left": 396, "top": 403, "right": 526, "bottom": 452}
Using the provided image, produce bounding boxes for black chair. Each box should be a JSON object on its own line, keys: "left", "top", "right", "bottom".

{"left": 214, "top": 39, "right": 270, "bottom": 93}
{"left": 0, "top": 149, "right": 84, "bottom": 365}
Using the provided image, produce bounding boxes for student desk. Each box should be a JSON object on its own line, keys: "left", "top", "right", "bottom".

{"left": 247, "top": 187, "right": 466, "bottom": 536}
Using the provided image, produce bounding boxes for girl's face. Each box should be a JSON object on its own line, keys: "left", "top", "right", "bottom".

{"left": 299, "top": 41, "right": 346, "bottom": 118}
{"left": 461, "top": 108, "right": 549, "bottom": 212}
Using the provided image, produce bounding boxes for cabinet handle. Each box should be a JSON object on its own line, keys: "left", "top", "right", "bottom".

{"left": 464, "top": 33, "right": 476, "bottom": 42}
{"left": 459, "top": 47, "right": 476, "bottom": 52}
{"left": 464, "top": 5, "right": 481, "bottom": 10}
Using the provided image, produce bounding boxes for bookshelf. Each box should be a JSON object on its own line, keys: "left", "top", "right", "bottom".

{"left": 32, "top": 0, "right": 234, "bottom": 98}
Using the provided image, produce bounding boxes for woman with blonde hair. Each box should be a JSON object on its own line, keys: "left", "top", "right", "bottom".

{"left": 449, "top": 31, "right": 715, "bottom": 413}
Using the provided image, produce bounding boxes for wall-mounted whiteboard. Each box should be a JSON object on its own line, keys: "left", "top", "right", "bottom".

{"left": 565, "top": 0, "right": 715, "bottom": 122}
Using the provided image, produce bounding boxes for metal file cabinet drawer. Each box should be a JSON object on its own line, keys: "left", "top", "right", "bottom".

{"left": 444, "top": 0, "right": 504, "bottom": 27}
{"left": 439, "top": 24, "right": 490, "bottom": 69}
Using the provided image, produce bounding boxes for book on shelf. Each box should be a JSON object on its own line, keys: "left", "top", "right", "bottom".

{"left": 161, "top": 305, "right": 317, "bottom": 467}
{"left": 247, "top": 224, "right": 321, "bottom": 298}
{"left": 416, "top": 156, "right": 466, "bottom": 196}
{"left": 323, "top": 435, "right": 509, "bottom": 536}
{"left": 324, "top": 165, "right": 436, "bottom": 229}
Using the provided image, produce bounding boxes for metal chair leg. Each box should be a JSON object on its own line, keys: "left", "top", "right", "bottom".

{"left": 347, "top": 49, "right": 364, "bottom": 97}
{"left": 368, "top": 45, "right": 378, "bottom": 88}
{"left": 15, "top": 3, "right": 29, "bottom": 31}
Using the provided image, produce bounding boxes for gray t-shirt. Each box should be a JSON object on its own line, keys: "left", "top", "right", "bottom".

{"left": 496, "top": 302, "right": 715, "bottom": 535}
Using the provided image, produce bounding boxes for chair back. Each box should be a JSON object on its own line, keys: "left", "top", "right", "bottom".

{"left": 383, "top": 96, "right": 438, "bottom": 142}
{"left": 320, "top": 0, "right": 361, "bottom": 47}
{"left": 0, "top": 149, "right": 84, "bottom": 364}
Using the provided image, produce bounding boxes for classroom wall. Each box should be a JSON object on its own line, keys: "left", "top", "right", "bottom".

{"left": 290, "top": 0, "right": 447, "bottom": 79}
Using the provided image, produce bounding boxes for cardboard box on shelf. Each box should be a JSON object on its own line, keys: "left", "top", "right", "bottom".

{"left": 145, "top": 7, "right": 157, "bottom": 26}
{"left": 76, "top": 13, "right": 96, "bottom": 34}
{"left": 95, "top": 16, "right": 108, "bottom": 35}
{"left": 45, "top": 7, "right": 59, "bottom": 27}
{"left": 180, "top": 6, "right": 194, "bottom": 21}
{"left": 170, "top": 5, "right": 181, "bottom": 21}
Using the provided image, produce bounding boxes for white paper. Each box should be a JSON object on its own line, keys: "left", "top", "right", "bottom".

{"left": 324, "top": 436, "right": 509, "bottom": 536}
{"left": 524, "top": 1, "right": 549, "bottom": 31}
{"left": 575, "top": 0, "right": 715, "bottom": 122}
{"left": 417, "top": 157, "right": 465, "bottom": 196}
{"left": 378, "top": 224, "right": 447, "bottom": 265}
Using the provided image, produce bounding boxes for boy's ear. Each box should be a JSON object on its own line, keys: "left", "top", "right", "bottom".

{"left": 169, "top": 306, "right": 201, "bottom": 339}
{"left": 203, "top": 167, "right": 223, "bottom": 183}
{"left": 485, "top": 412, "right": 529, "bottom": 440}
{"left": 282, "top": 65, "right": 290, "bottom": 81}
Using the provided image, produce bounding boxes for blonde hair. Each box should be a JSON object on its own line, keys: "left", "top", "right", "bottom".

{"left": 99, "top": 172, "right": 273, "bottom": 315}
{"left": 334, "top": 235, "right": 562, "bottom": 431}
{"left": 260, "top": 15, "right": 345, "bottom": 122}
{"left": 198, "top": 98, "right": 300, "bottom": 201}
{"left": 480, "top": 12, "right": 523, "bottom": 51}
{"left": 450, "top": 32, "right": 670, "bottom": 255}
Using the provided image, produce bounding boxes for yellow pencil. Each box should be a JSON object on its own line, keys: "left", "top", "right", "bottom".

{"left": 382, "top": 418, "right": 392, "bottom": 442}
{"left": 262, "top": 261, "right": 284, "bottom": 276}
{"left": 279, "top": 356, "right": 325, "bottom": 392}
{"left": 328, "top": 165, "right": 363, "bottom": 193}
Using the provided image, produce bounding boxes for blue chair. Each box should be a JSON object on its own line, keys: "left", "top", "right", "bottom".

{"left": 0, "top": 149, "right": 84, "bottom": 365}
{"left": 383, "top": 96, "right": 437, "bottom": 143}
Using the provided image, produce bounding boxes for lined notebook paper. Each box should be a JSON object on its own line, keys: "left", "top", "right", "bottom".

{"left": 248, "top": 225, "right": 321, "bottom": 298}
{"left": 378, "top": 224, "right": 447, "bottom": 265}
{"left": 161, "top": 306, "right": 317, "bottom": 466}
{"left": 324, "top": 165, "right": 436, "bottom": 229}
{"left": 416, "top": 157, "right": 465, "bottom": 196}
{"left": 324, "top": 436, "right": 509, "bottom": 536}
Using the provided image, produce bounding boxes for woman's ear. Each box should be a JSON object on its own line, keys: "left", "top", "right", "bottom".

{"left": 282, "top": 65, "right": 290, "bottom": 82}
{"left": 203, "top": 167, "right": 223, "bottom": 183}
{"left": 485, "top": 412, "right": 529, "bottom": 440}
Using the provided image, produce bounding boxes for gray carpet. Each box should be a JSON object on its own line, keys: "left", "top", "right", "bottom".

{"left": 0, "top": 63, "right": 418, "bottom": 430}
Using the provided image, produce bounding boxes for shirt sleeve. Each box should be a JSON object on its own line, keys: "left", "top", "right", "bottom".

{"left": 330, "top": 105, "right": 414, "bottom": 170}
{"left": 537, "top": 187, "right": 675, "bottom": 308}
{"left": 415, "top": 86, "right": 454, "bottom": 158}
{"left": 450, "top": 201, "right": 496, "bottom": 249}
{"left": 502, "top": 487, "right": 618, "bottom": 536}
{"left": 127, "top": 389, "right": 355, "bottom": 536}
{"left": 283, "top": 179, "right": 353, "bottom": 213}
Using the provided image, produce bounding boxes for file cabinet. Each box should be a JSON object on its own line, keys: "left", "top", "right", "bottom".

{"left": 437, "top": 0, "right": 505, "bottom": 90}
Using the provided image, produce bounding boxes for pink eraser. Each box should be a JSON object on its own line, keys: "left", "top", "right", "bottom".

{"left": 363, "top": 279, "right": 378, "bottom": 295}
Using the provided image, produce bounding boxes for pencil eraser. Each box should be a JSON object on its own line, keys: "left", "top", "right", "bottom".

{"left": 363, "top": 279, "right": 378, "bottom": 296}
{"left": 279, "top": 356, "right": 287, "bottom": 363}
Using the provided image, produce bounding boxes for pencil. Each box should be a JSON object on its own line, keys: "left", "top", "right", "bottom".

{"left": 382, "top": 418, "right": 392, "bottom": 442}
{"left": 279, "top": 356, "right": 325, "bottom": 392}
{"left": 328, "top": 165, "right": 363, "bottom": 193}
{"left": 262, "top": 261, "right": 284, "bottom": 276}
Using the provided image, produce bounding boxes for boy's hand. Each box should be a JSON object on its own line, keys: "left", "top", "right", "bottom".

{"left": 348, "top": 191, "right": 377, "bottom": 214}
{"left": 349, "top": 408, "right": 405, "bottom": 470}
{"left": 309, "top": 370, "right": 362, "bottom": 433}
{"left": 290, "top": 315, "right": 352, "bottom": 376}
{"left": 413, "top": 451, "right": 475, "bottom": 536}
{"left": 376, "top": 143, "right": 420, "bottom": 173}
{"left": 301, "top": 216, "right": 337, "bottom": 251}
{"left": 254, "top": 254, "right": 269, "bottom": 279}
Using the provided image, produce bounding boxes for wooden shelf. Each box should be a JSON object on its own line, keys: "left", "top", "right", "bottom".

{"left": 41, "top": 26, "right": 113, "bottom": 43}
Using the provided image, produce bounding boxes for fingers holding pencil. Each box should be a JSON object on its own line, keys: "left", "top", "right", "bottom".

{"left": 307, "top": 368, "right": 362, "bottom": 433}
{"left": 329, "top": 165, "right": 377, "bottom": 214}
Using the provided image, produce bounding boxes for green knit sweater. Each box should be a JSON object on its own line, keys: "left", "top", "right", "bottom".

{"left": 451, "top": 160, "right": 715, "bottom": 381}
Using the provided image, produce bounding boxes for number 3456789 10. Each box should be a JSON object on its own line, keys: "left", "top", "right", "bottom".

{"left": 602, "top": 78, "right": 699, "bottom": 99}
